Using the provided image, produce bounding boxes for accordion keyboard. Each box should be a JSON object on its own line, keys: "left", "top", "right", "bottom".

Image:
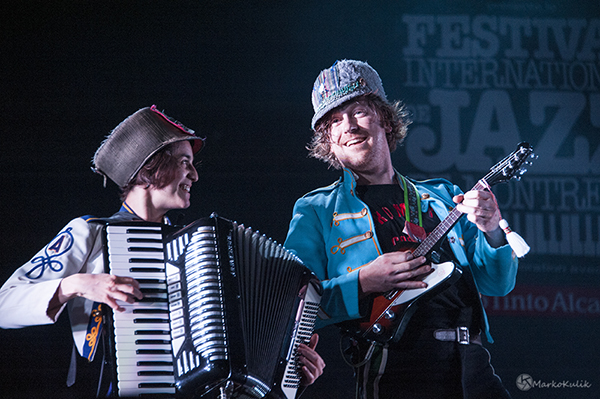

{"left": 106, "top": 224, "right": 176, "bottom": 397}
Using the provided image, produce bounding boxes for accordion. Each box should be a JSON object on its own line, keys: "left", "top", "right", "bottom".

{"left": 102, "top": 215, "right": 322, "bottom": 398}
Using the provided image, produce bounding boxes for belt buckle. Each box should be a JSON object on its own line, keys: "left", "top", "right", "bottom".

{"left": 457, "top": 326, "right": 470, "bottom": 344}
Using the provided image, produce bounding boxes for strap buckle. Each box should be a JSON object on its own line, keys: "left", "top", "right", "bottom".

{"left": 457, "top": 326, "right": 470, "bottom": 345}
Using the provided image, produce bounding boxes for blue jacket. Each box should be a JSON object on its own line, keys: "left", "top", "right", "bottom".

{"left": 284, "top": 169, "right": 518, "bottom": 341}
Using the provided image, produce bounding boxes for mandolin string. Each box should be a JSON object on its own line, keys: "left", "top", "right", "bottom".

{"left": 387, "top": 154, "right": 512, "bottom": 297}
{"left": 373, "top": 145, "right": 532, "bottom": 340}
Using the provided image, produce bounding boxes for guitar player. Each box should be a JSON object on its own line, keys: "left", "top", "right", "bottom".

{"left": 284, "top": 59, "right": 518, "bottom": 399}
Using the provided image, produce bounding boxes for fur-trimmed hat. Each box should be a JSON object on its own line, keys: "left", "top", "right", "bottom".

{"left": 311, "top": 59, "right": 387, "bottom": 129}
{"left": 92, "top": 105, "right": 204, "bottom": 187}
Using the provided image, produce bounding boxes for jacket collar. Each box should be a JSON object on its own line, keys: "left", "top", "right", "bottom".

{"left": 119, "top": 201, "right": 172, "bottom": 225}
{"left": 339, "top": 167, "right": 405, "bottom": 192}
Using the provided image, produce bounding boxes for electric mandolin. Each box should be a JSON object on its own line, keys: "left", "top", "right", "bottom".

{"left": 340, "top": 142, "right": 536, "bottom": 345}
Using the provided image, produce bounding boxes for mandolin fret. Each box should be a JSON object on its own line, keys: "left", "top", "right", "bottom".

{"left": 360, "top": 142, "right": 534, "bottom": 344}
{"left": 411, "top": 178, "right": 491, "bottom": 258}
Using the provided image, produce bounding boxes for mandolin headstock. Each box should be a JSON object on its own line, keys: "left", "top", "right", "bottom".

{"left": 486, "top": 142, "right": 536, "bottom": 186}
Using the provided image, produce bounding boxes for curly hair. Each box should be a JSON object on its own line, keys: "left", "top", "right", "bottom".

{"left": 307, "top": 94, "right": 412, "bottom": 170}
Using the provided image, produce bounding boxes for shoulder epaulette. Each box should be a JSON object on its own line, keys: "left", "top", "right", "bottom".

{"left": 81, "top": 215, "right": 101, "bottom": 223}
{"left": 80, "top": 212, "right": 143, "bottom": 225}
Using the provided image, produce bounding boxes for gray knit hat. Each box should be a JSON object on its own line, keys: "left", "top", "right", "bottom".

{"left": 311, "top": 59, "right": 387, "bottom": 129}
{"left": 92, "top": 105, "right": 204, "bottom": 187}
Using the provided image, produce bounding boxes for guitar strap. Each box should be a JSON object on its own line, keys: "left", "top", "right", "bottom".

{"left": 342, "top": 175, "right": 425, "bottom": 369}
{"left": 398, "top": 174, "right": 423, "bottom": 228}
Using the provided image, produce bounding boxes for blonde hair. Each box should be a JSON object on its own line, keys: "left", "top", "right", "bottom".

{"left": 307, "top": 94, "right": 412, "bottom": 169}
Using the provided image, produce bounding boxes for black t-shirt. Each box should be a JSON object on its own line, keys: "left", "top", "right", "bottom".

{"left": 355, "top": 184, "right": 482, "bottom": 341}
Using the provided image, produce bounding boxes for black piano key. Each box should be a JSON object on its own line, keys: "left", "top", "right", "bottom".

{"left": 127, "top": 237, "right": 163, "bottom": 244}
{"left": 129, "top": 255, "right": 164, "bottom": 263}
{"left": 136, "top": 349, "right": 172, "bottom": 355}
{"left": 133, "top": 318, "right": 169, "bottom": 324}
{"left": 130, "top": 269, "right": 165, "bottom": 276}
{"left": 136, "top": 278, "right": 166, "bottom": 284}
{"left": 138, "top": 371, "right": 174, "bottom": 376}
{"left": 138, "top": 382, "right": 175, "bottom": 388}
{"left": 135, "top": 340, "right": 171, "bottom": 345}
{"left": 125, "top": 228, "right": 163, "bottom": 235}
{"left": 135, "top": 330, "right": 170, "bottom": 335}
{"left": 129, "top": 246, "right": 164, "bottom": 253}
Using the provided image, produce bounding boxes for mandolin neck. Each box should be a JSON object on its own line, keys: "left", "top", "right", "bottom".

{"left": 412, "top": 179, "right": 488, "bottom": 258}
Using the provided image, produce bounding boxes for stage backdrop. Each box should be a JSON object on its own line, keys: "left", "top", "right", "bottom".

{"left": 1, "top": 1, "right": 598, "bottom": 398}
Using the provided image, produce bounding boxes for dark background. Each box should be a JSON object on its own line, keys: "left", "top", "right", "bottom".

{"left": 1, "top": 1, "right": 599, "bottom": 398}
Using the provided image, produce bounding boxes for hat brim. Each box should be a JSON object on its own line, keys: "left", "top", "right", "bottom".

{"left": 311, "top": 89, "right": 372, "bottom": 130}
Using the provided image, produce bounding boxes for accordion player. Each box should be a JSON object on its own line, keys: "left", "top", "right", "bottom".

{"left": 101, "top": 214, "right": 322, "bottom": 398}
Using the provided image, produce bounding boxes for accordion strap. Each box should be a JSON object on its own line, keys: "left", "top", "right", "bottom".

{"left": 66, "top": 344, "right": 77, "bottom": 387}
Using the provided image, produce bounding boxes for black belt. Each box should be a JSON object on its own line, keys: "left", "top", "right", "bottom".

{"left": 433, "top": 327, "right": 481, "bottom": 345}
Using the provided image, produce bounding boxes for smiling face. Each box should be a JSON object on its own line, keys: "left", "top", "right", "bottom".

{"left": 328, "top": 98, "right": 395, "bottom": 184}
{"left": 148, "top": 140, "right": 198, "bottom": 214}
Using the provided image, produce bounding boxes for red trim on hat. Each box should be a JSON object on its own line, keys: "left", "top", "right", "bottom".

{"left": 150, "top": 104, "right": 195, "bottom": 136}
{"left": 150, "top": 105, "right": 204, "bottom": 154}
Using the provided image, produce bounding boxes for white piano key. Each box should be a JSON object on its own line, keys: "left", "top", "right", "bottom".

{"left": 116, "top": 370, "right": 175, "bottom": 380}
{"left": 138, "top": 282, "right": 168, "bottom": 290}
{"left": 113, "top": 302, "right": 169, "bottom": 313}
{"left": 118, "top": 388, "right": 176, "bottom": 397}
{"left": 139, "top": 293, "right": 169, "bottom": 301}
{"left": 115, "top": 367, "right": 174, "bottom": 379}
{"left": 111, "top": 271, "right": 167, "bottom": 279}
{"left": 115, "top": 349, "right": 173, "bottom": 359}
{"left": 116, "top": 341, "right": 172, "bottom": 352}
{"left": 117, "top": 382, "right": 175, "bottom": 397}
{"left": 109, "top": 253, "right": 165, "bottom": 262}
{"left": 108, "top": 245, "right": 164, "bottom": 255}
{"left": 114, "top": 333, "right": 172, "bottom": 343}
{"left": 115, "top": 319, "right": 169, "bottom": 334}
{"left": 116, "top": 355, "right": 173, "bottom": 367}
{"left": 117, "top": 377, "right": 174, "bottom": 389}
{"left": 117, "top": 372, "right": 174, "bottom": 383}
{"left": 108, "top": 237, "right": 163, "bottom": 246}
{"left": 109, "top": 265, "right": 165, "bottom": 273}
{"left": 114, "top": 325, "right": 170, "bottom": 335}
{"left": 116, "top": 373, "right": 175, "bottom": 386}
{"left": 107, "top": 225, "right": 162, "bottom": 234}
{"left": 107, "top": 232, "right": 162, "bottom": 241}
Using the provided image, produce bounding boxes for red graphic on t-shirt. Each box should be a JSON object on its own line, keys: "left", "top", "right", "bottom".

{"left": 375, "top": 203, "right": 406, "bottom": 225}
